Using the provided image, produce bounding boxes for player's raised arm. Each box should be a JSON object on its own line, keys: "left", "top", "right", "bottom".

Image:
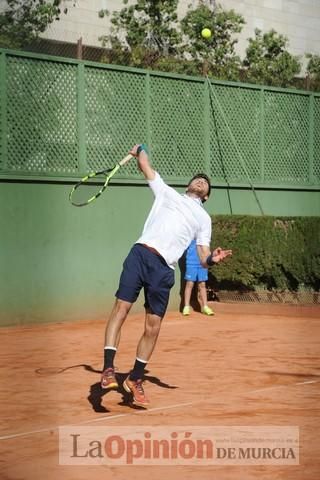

{"left": 129, "top": 144, "right": 155, "bottom": 181}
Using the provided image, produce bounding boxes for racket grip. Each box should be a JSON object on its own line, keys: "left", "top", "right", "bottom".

{"left": 137, "top": 143, "right": 148, "bottom": 155}
{"left": 118, "top": 154, "right": 134, "bottom": 166}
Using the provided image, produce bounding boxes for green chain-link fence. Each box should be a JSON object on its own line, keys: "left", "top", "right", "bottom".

{"left": 0, "top": 48, "right": 319, "bottom": 188}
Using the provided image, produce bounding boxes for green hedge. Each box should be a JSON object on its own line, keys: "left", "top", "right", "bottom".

{"left": 209, "top": 216, "right": 320, "bottom": 292}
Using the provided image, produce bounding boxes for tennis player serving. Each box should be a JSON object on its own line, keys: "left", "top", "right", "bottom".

{"left": 101, "top": 144, "right": 232, "bottom": 406}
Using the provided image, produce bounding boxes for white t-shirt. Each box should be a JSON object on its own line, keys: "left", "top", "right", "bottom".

{"left": 136, "top": 172, "right": 212, "bottom": 269}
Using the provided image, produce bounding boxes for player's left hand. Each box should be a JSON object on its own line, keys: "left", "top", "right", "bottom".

{"left": 212, "top": 247, "right": 233, "bottom": 263}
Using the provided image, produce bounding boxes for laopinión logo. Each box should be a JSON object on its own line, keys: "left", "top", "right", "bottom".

{"left": 59, "top": 426, "right": 299, "bottom": 466}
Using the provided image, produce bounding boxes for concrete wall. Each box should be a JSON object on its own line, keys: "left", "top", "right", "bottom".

{"left": 1, "top": 180, "right": 319, "bottom": 326}
{"left": 41, "top": 0, "right": 320, "bottom": 73}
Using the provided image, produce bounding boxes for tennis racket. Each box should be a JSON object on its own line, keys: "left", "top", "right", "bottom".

{"left": 69, "top": 153, "right": 133, "bottom": 207}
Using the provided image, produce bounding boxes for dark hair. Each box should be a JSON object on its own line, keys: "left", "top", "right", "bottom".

{"left": 187, "top": 173, "right": 211, "bottom": 202}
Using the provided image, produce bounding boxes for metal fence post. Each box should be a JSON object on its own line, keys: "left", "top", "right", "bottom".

{"left": 0, "top": 52, "right": 7, "bottom": 171}
{"left": 77, "top": 61, "right": 86, "bottom": 173}
{"left": 145, "top": 72, "right": 151, "bottom": 161}
{"left": 204, "top": 78, "right": 210, "bottom": 176}
{"left": 260, "top": 87, "right": 265, "bottom": 183}
{"left": 308, "top": 93, "right": 314, "bottom": 185}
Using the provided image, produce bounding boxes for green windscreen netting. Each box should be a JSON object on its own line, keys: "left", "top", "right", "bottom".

{"left": 6, "top": 56, "right": 78, "bottom": 174}
{"left": 0, "top": 49, "right": 319, "bottom": 187}
{"left": 314, "top": 97, "right": 320, "bottom": 181}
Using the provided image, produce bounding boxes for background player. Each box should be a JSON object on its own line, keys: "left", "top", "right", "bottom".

{"left": 183, "top": 239, "right": 214, "bottom": 316}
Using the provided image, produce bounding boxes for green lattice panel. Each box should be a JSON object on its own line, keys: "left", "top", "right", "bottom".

{"left": 150, "top": 77, "right": 205, "bottom": 178}
{"left": 313, "top": 97, "right": 320, "bottom": 183}
{"left": 0, "top": 58, "right": 2, "bottom": 171}
{"left": 264, "top": 92, "right": 309, "bottom": 184}
{"left": 85, "top": 68, "right": 146, "bottom": 176}
{"left": 6, "top": 57, "right": 78, "bottom": 173}
{"left": 209, "top": 84, "right": 261, "bottom": 184}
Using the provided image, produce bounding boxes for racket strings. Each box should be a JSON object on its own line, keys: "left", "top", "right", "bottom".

{"left": 70, "top": 175, "right": 107, "bottom": 206}
{"left": 69, "top": 160, "right": 123, "bottom": 206}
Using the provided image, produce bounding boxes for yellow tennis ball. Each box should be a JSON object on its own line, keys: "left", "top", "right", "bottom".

{"left": 201, "top": 28, "right": 212, "bottom": 39}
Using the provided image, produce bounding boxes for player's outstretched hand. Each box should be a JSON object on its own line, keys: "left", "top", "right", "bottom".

{"left": 212, "top": 247, "right": 233, "bottom": 263}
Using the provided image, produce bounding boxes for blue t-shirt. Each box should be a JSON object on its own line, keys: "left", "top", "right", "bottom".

{"left": 186, "top": 239, "right": 201, "bottom": 266}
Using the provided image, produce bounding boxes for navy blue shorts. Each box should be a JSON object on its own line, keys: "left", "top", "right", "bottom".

{"left": 115, "top": 244, "right": 175, "bottom": 318}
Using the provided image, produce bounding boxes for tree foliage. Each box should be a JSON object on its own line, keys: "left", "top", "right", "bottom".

{"left": 99, "top": 2, "right": 303, "bottom": 88}
{"left": 180, "top": 3, "right": 245, "bottom": 80}
{"left": 0, "top": 0, "right": 66, "bottom": 49}
{"left": 243, "top": 29, "right": 301, "bottom": 87}
{"left": 0, "top": 0, "right": 310, "bottom": 91}
{"left": 306, "top": 53, "right": 320, "bottom": 78}
{"left": 99, "top": 0, "right": 182, "bottom": 68}
{"left": 99, "top": 0, "right": 245, "bottom": 78}
{"left": 306, "top": 53, "right": 320, "bottom": 90}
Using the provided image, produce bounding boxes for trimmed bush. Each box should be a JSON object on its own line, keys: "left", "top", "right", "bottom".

{"left": 209, "top": 216, "right": 320, "bottom": 292}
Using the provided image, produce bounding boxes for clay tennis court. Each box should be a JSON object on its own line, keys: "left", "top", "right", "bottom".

{"left": 1, "top": 302, "right": 319, "bottom": 479}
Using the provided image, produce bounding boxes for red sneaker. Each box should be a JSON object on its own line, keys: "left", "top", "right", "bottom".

{"left": 123, "top": 376, "right": 150, "bottom": 407}
{"left": 101, "top": 367, "right": 118, "bottom": 389}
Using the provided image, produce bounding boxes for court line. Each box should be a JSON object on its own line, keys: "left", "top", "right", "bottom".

{"left": 295, "top": 380, "right": 318, "bottom": 385}
{"left": 0, "top": 379, "right": 318, "bottom": 441}
{"left": 249, "top": 379, "right": 319, "bottom": 394}
{"left": 0, "top": 402, "right": 194, "bottom": 441}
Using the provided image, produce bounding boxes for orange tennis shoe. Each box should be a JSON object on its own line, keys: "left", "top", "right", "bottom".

{"left": 123, "top": 376, "right": 150, "bottom": 407}
{"left": 101, "top": 367, "right": 118, "bottom": 389}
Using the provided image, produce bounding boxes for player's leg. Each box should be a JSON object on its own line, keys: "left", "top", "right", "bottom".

{"left": 197, "top": 265, "right": 214, "bottom": 316}
{"left": 123, "top": 310, "right": 162, "bottom": 406}
{"left": 104, "top": 299, "right": 133, "bottom": 346}
{"left": 124, "top": 249, "right": 174, "bottom": 406}
{"left": 197, "top": 281, "right": 208, "bottom": 308}
{"left": 183, "top": 263, "right": 197, "bottom": 315}
{"left": 101, "top": 245, "right": 143, "bottom": 389}
{"left": 137, "top": 309, "right": 162, "bottom": 360}
{"left": 183, "top": 280, "right": 194, "bottom": 315}
{"left": 198, "top": 276, "right": 214, "bottom": 316}
{"left": 101, "top": 299, "right": 133, "bottom": 389}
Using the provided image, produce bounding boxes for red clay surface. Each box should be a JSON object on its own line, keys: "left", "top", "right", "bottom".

{"left": 0, "top": 302, "right": 319, "bottom": 479}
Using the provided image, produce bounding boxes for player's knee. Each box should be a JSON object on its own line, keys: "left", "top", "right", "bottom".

{"left": 145, "top": 318, "right": 161, "bottom": 338}
{"left": 115, "top": 298, "right": 132, "bottom": 318}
